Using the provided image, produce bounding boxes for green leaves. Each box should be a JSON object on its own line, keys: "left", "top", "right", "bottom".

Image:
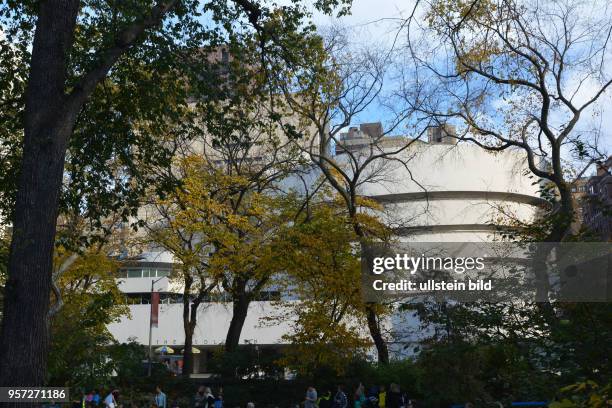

{"left": 0, "top": 0, "right": 349, "bottom": 242}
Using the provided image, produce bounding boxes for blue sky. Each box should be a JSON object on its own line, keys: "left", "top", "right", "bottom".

{"left": 309, "top": 0, "right": 612, "bottom": 175}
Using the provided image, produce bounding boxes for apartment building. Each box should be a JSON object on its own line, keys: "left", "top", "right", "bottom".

{"left": 582, "top": 157, "right": 612, "bottom": 240}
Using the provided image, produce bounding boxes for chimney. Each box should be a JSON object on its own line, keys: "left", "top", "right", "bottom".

{"left": 347, "top": 127, "right": 360, "bottom": 139}
{"left": 359, "top": 122, "right": 383, "bottom": 139}
{"left": 428, "top": 124, "right": 457, "bottom": 145}
{"left": 596, "top": 162, "right": 609, "bottom": 177}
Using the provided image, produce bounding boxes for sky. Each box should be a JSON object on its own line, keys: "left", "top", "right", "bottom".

{"left": 308, "top": 0, "right": 612, "bottom": 173}
{"left": 2, "top": 0, "right": 611, "bottom": 172}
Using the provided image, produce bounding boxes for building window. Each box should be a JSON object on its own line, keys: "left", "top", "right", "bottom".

{"left": 157, "top": 269, "right": 170, "bottom": 277}
{"left": 119, "top": 267, "right": 172, "bottom": 279}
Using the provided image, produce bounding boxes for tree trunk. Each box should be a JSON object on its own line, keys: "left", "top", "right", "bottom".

{"left": 533, "top": 179, "right": 575, "bottom": 318}
{"left": 365, "top": 303, "right": 390, "bottom": 364}
{"left": 549, "top": 181, "right": 575, "bottom": 242}
{"left": 224, "top": 281, "right": 250, "bottom": 353}
{"left": 182, "top": 287, "right": 200, "bottom": 378}
{"left": 182, "top": 321, "right": 196, "bottom": 378}
{"left": 0, "top": 0, "right": 81, "bottom": 387}
{"left": 358, "top": 239, "right": 390, "bottom": 364}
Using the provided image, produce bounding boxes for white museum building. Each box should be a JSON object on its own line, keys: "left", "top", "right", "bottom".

{"left": 107, "top": 124, "right": 545, "bottom": 375}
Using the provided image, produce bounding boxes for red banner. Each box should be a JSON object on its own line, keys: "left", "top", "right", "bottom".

{"left": 151, "top": 292, "right": 160, "bottom": 328}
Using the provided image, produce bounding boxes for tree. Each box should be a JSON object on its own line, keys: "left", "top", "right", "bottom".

{"left": 268, "top": 195, "right": 372, "bottom": 376}
{"left": 147, "top": 156, "right": 219, "bottom": 378}
{"left": 0, "top": 30, "right": 26, "bottom": 220}
{"left": 182, "top": 37, "right": 324, "bottom": 354}
{"left": 0, "top": 0, "right": 351, "bottom": 385}
{"left": 146, "top": 38, "right": 315, "bottom": 371}
{"left": 148, "top": 149, "right": 302, "bottom": 374}
{"left": 47, "top": 237, "right": 129, "bottom": 387}
{"left": 275, "top": 26, "right": 428, "bottom": 363}
{"left": 404, "top": 0, "right": 612, "bottom": 242}
{"left": 0, "top": 231, "right": 8, "bottom": 319}
{"left": 172, "top": 155, "right": 302, "bottom": 354}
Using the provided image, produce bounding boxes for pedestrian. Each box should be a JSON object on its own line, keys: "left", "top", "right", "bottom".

{"left": 246, "top": 403, "right": 255, "bottom": 408}
{"left": 93, "top": 390, "right": 101, "bottom": 407}
{"left": 332, "top": 385, "right": 347, "bottom": 408}
{"left": 104, "top": 390, "right": 119, "bottom": 408}
{"left": 86, "top": 390, "right": 95, "bottom": 407}
{"left": 367, "top": 386, "right": 378, "bottom": 408}
{"left": 305, "top": 387, "right": 318, "bottom": 408}
{"left": 353, "top": 384, "right": 366, "bottom": 408}
{"left": 195, "top": 386, "right": 207, "bottom": 408}
{"left": 214, "top": 388, "right": 223, "bottom": 408}
{"left": 318, "top": 391, "right": 332, "bottom": 408}
{"left": 385, "top": 385, "right": 400, "bottom": 408}
{"left": 377, "top": 386, "right": 386, "bottom": 408}
{"left": 154, "top": 386, "right": 167, "bottom": 408}
{"left": 202, "top": 388, "right": 215, "bottom": 408}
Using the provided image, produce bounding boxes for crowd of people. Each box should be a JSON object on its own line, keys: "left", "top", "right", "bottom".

{"left": 69, "top": 383, "right": 473, "bottom": 408}
{"left": 75, "top": 386, "right": 225, "bottom": 408}
{"left": 305, "top": 383, "right": 420, "bottom": 408}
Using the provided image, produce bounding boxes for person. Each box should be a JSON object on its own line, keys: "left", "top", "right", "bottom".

{"left": 203, "top": 388, "right": 215, "bottom": 408}
{"left": 92, "top": 390, "right": 101, "bottom": 407}
{"left": 377, "top": 386, "right": 386, "bottom": 408}
{"left": 194, "top": 387, "right": 216, "bottom": 408}
{"left": 353, "top": 384, "right": 366, "bottom": 408}
{"left": 194, "top": 386, "right": 207, "bottom": 408}
{"left": 305, "top": 386, "right": 318, "bottom": 408}
{"left": 74, "top": 396, "right": 83, "bottom": 408}
{"left": 83, "top": 391, "right": 94, "bottom": 408}
{"left": 385, "top": 385, "right": 400, "bottom": 408}
{"left": 367, "top": 386, "right": 378, "bottom": 408}
{"left": 318, "top": 391, "right": 332, "bottom": 408}
{"left": 214, "top": 388, "right": 223, "bottom": 408}
{"left": 154, "top": 386, "right": 167, "bottom": 408}
{"left": 104, "top": 390, "right": 119, "bottom": 408}
{"left": 400, "top": 391, "right": 408, "bottom": 408}
{"left": 246, "top": 403, "right": 255, "bottom": 408}
{"left": 333, "top": 385, "right": 347, "bottom": 408}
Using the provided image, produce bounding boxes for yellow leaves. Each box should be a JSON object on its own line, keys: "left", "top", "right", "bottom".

{"left": 427, "top": 0, "right": 498, "bottom": 29}
{"left": 152, "top": 154, "right": 304, "bottom": 290}
{"left": 426, "top": 0, "right": 508, "bottom": 77}
{"left": 50, "top": 245, "right": 129, "bottom": 350}
{"left": 550, "top": 381, "right": 612, "bottom": 408}
{"left": 264, "top": 201, "right": 379, "bottom": 375}
{"left": 456, "top": 40, "right": 502, "bottom": 74}
{"left": 354, "top": 212, "right": 391, "bottom": 241}
{"left": 355, "top": 195, "right": 383, "bottom": 211}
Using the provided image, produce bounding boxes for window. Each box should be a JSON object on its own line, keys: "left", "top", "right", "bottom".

{"left": 119, "top": 267, "right": 172, "bottom": 279}
{"left": 156, "top": 269, "right": 170, "bottom": 277}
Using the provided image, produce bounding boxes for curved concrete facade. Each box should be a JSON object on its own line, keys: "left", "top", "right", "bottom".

{"left": 351, "top": 142, "right": 544, "bottom": 241}
{"left": 339, "top": 141, "right": 544, "bottom": 355}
